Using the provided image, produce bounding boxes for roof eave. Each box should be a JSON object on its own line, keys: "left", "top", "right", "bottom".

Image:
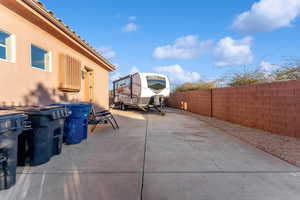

{"left": 1, "top": 0, "right": 116, "bottom": 71}
{"left": 22, "top": 0, "right": 116, "bottom": 71}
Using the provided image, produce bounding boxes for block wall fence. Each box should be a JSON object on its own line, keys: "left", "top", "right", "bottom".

{"left": 168, "top": 80, "right": 300, "bottom": 138}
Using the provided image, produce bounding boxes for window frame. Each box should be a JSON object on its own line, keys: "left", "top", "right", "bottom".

{"left": 30, "top": 44, "right": 52, "bottom": 72}
{"left": 0, "top": 42, "right": 7, "bottom": 62}
{"left": 0, "top": 29, "right": 16, "bottom": 63}
{"left": 0, "top": 40, "right": 6, "bottom": 48}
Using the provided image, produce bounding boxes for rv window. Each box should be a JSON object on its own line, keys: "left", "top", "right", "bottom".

{"left": 116, "top": 79, "right": 130, "bottom": 88}
{"left": 147, "top": 76, "right": 166, "bottom": 90}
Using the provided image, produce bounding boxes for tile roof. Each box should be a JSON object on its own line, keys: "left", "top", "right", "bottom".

{"left": 28, "top": 0, "right": 115, "bottom": 70}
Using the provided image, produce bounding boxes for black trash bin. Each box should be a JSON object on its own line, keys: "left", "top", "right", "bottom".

{"left": 14, "top": 106, "right": 69, "bottom": 166}
{"left": 0, "top": 110, "right": 27, "bottom": 190}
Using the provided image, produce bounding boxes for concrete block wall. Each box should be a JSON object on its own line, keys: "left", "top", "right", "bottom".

{"left": 169, "top": 89, "right": 212, "bottom": 117}
{"left": 168, "top": 80, "right": 300, "bottom": 138}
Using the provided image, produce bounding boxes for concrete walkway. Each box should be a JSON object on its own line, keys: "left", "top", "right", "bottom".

{"left": 0, "top": 109, "right": 299, "bottom": 200}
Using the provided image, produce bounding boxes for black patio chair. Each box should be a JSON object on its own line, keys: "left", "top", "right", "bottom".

{"left": 88, "top": 105, "right": 119, "bottom": 132}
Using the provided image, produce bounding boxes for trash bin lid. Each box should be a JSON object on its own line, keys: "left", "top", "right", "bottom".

{"left": 13, "top": 105, "right": 63, "bottom": 112}
{"left": 1, "top": 105, "right": 69, "bottom": 122}
{"left": 0, "top": 110, "right": 25, "bottom": 117}
{"left": 0, "top": 106, "right": 67, "bottom": 119}
{"left": 53, "top": 103, "right": 90, "bottom": 107}
{"left": 0, "top": 110, "right": 27, "bottom": 134}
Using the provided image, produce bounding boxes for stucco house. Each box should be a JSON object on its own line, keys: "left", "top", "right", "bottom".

{"left": 0, "top": 0, "right": 115, "bottom": 109}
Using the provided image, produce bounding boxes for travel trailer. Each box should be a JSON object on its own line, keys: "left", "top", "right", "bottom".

{"left": 113, "top": 73, "right": 170, "bottom": 113}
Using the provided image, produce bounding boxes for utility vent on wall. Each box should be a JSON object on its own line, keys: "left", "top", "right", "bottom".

{"left": 59, "top": 54, "right": 81, "bottom": 92}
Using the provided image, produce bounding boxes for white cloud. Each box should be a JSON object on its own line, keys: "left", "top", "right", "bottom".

{"left": 214, "top": 36, "right": 254, "bottom": 66}
{"left": 153, "top": 35, "right": 213, "bottom": 59}
{"left": 130, "top": 66, "right": 139, "bottom": 74}
{"left": 110, "top": 66, "right": 139, "bottom": 82}
{"left": 259, "top": 61, "right": 279, "bottom": 78}
{"left": 123, "top": 23, "right": 139, "bottom": 32}
{"left": 260, "top": 61, "right": 279, "bottom": 71}
{"left": 232, "top": 0, "right": 300, "bottom": 33}
{"left": 128, "top": 16, "right": 136, "bottom": 21}
{"left": 110, "top": 72, "right": 122, "bottom": 82}
{"left": 154, "top": 64, "right": 200, "bottom": 84}
{"left": 153, "top": 35, "right": 254, "bottom": 67}
{"left": 97, "top": 46, "right": 116, "bottom": 59}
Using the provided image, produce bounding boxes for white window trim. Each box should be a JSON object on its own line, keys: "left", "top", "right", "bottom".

{"left": 47, "top": 51, "right": 52, "bottom": 72}
{"left": 10, "top": 34, "right": 16, "bottom": 63}
{"left": 30, "top": 44, "right": 52, "bottom": 72}
{"left": 0, "top": 30, "right": 16, "bottom": 63}
{"left": 0, "top": 57, "right": 9, "bottom": 63}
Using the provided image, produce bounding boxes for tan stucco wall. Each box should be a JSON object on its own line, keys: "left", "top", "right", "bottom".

{"left": 0, "top": 4, "right": 109, "bottom": 108}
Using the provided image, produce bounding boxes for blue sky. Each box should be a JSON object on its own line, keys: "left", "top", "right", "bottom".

{"left": 43, "top": 0, "right": 300, "bottom": 86}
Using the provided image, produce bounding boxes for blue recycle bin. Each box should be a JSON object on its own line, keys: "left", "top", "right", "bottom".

{"left": 52, "top": 103, "right": 91, "bottom": 145}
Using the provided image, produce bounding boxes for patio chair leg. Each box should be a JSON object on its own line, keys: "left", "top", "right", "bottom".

{"left": 107, "top": 118, "right": 116, "bottom": 129}
{"left": 91, "top": 124, "right": 98, "bottom": 132}
{"left": 110, "top": 115, "right": 119, "bottom": 129}
{"left": 89, "top": 104, "right": 120, "bottom": 130}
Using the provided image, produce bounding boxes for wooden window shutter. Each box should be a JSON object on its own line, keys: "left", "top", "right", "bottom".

{"left": 59, "top": 54, "right": 81, "bottom": 92}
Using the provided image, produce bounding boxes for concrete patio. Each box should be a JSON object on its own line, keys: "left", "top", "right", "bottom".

{"left": 0, "top": 109, "right": 299, "bottom": 200}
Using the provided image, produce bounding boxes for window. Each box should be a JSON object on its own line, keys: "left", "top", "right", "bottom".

{"left": 147, "top": 76, "right": 166, "bottom": 90}
{"left": 0, "top": 30, "right": 16, "bottom": 62}
{"left": 31, "top": 44, "right": 51, "bottom": 71}
{"left": 117, "top": 79, "right": 130, "bottom": 88}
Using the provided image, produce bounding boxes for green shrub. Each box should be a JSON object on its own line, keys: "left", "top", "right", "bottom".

{"left": 227, "top": 70, "right": 269, "bottom": 87}
{"left": 175, "top": 81, "right": 217, "bottom": 92}
{"left": 172, "top": 60, "right": 300, "bottom": 91}
{"left": 274, "top": 63, "right": 300, "bottom": 81}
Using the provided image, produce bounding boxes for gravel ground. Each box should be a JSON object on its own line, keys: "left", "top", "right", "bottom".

{"left": 169, "top": 108, "right": 300, "bottom": 168}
